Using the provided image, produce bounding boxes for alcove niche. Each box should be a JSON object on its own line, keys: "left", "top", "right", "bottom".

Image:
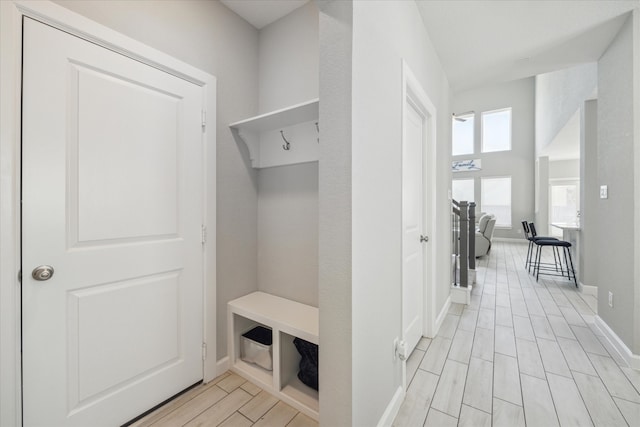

{"left": 225, "top": 1, "right": 320, "bottom": 420}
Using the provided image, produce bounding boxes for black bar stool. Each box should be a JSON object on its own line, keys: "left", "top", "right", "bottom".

{"left": 531, "top": 237, "right": 577, "bottom": 287}
{"left": 522, "top": 221, "right": 559, "bottom": 272}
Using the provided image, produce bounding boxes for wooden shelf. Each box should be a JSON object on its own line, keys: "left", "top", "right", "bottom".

{"left": 281, "top": 377, "right": 319, "bottom": 413}
{"left": 229, "top": 100, "right": 319, "bottom": 169}
{"left": 229, "top": 292, "right": 318, "bottom": 345}
{"left": 229, "top": 99, "right": 318, "bottom": 132}
{"left": 228, "top": 292, "right": 319, "bottom": 420}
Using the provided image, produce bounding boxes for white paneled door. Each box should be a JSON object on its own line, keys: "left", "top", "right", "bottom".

{"left": 22, "top": 18, "right": 204, "bottom": 426}
{"left": 402, "top": 99, "right": 427, "bottom": 359}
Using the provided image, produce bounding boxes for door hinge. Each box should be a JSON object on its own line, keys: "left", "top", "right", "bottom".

{"left": 18, "top": 270, "right": 22, "bottom": 283}
{"left": 201, "top": 225, "right": 207, "bottom": 244}
{"left": 201, "top": 110, "right": 206, "bottom": 131}
{"left": 202, "top": 342, "right": 207, "bottom": 361}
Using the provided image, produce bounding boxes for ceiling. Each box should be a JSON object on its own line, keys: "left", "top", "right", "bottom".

{"left": 223, "top": 1, "right": 638, "bottom": 90}
{"left": 220, "top": 0, "right": 309, "bottom": 29}
{"left": 416, "top": 0, "right": 638, "bottom": 92}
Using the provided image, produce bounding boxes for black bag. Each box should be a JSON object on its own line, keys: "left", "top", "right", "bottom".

{"left": 293, "top": 337, "right": 318, "bottom": 391}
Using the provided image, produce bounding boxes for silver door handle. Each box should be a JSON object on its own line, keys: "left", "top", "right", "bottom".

{"left": 32, "top": 265, "right": 54, "bottom": 281}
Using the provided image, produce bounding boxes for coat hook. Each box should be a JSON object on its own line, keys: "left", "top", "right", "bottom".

{"left": 315, "top": 122, "right": 319, "bottom": 143}
{"left": 280, "top": 130, "right": 290, "bottom": 151}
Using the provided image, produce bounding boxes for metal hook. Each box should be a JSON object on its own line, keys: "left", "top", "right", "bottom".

{"left": 315, "top": 122, "right": 319, "bottom": 143}
{"left": 280, "top": 130, "right": 290, "bottom": 151}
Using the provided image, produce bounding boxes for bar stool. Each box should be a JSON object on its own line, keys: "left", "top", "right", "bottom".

{"left": 531, "top": 237, "right": 577, "bottom": 287}
{"left": 522, "top": 221, "right": 559, "bottom": 272}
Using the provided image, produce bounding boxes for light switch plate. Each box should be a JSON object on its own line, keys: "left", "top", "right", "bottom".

{"left": 600, "top": 185, "right": 608, "bottom": 199}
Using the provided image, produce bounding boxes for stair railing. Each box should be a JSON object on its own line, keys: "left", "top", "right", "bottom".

{"left": 452, "top": 199, "right": 476, "bottom": 288}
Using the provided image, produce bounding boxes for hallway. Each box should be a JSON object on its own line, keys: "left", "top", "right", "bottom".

{"left": 394, "top": 240, "right": 640, "bottom": 427}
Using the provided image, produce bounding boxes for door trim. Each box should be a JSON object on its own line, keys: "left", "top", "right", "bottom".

{"left": 0, "top": 2, "right": 217, "bottom": 425}
{"left": 401, "top": 60, "right": 437, "bottom": 355}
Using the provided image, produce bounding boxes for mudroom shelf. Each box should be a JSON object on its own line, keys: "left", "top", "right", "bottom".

{"left": 228, "top": 291, "right": 319, "bottom": 420}
{"left": 229, "top": 99, "right": 319, "bottom": 169}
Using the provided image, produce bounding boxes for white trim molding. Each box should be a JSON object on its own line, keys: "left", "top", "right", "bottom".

{"left": 215, "top": 357, "right": 230, "bottom": 380}
{"left": 451, "top": 284, "right": 473, "bottom": 305}
{"left": 376, "top": 386, "right": 405, "bottom": 427}
{"left": 431, "top": 296, "right": 452, "bottom": 339}
{"left": 493, "top": 237, "right": 528, "bottom": 243}
{"left": 578, "top": 282, "right": 598, "bottom": 297}
{"left": 595, "top": 316, "right": 640, "bottom": 370}
{"left": 0, "top": 2, "right": 217, "bottom": 424}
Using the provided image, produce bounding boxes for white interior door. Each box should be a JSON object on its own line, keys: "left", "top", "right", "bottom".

{"left": 402, "top": 99, "right": 427, "bottom": 358}
{"left": 22, "top": 18, "right": 204, "bottom": 426}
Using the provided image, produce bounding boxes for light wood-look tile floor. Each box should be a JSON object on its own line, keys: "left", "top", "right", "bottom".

{"left": 393, "top": 240, "right": 640, "bottom": 427}
{"left": 133, "top": 240, "right": 638, "bottom": 427}
{"left": 130, "top": 372, "right": 318, "bottom": 427}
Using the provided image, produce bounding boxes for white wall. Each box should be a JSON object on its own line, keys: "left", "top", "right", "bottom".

{"left": 535, "top": 63, "right": 597, "bottom": 236}
{"left": 550, "top": 159, "right": 580, "bottom": 180}
{"left": 52, "top": 0, "right": 260, "bottom": 361}
{"left": 256, "top": 2, "right": 319, "bottom": 307}
{"left": 535, "top": 63, "right": 597, "bottom": 154}
{"left": 257, "top": 163, "right": 318, "bottom": 306}
{"left": 318, "top": 1, "right": 451, "bottom": 424}
{"left": 580, "top": 100, "right": 598, "bottom": 287}
{"left": 350, "top": 2, "right": 451, "bottom": 425}
{"left": 535, "top": 157, "right": 550, "bottom": 235}
{"left": 597, "top": 14, "right": 636, "bottom": 352}
{"left": 452, "top": 78, "right": 535, "bottom": 239}
{"left": 318, "top": 1, "right": 353, "bottom": 425}
{"left": 259, "top": 1, "right": 319, "bottom": 113}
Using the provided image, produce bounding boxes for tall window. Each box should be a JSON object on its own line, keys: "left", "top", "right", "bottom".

{"left": 452, "top": 113, "right": 474, "bottom": 156}
{"left": 481, "top": 177, "right": 511, "bottom": 227}
{"left": 482, "top": 108, "right": 511, "bottom": 153}
{"left": 452, "top": 179, "right": 475, "bottom": 203}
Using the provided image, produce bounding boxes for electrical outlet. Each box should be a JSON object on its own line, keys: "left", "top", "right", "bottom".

{"left": 608, "top": 291, "right": 613, "bottom": 308}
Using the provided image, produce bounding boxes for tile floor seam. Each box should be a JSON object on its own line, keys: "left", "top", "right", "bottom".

{"left": 396, "top": 241, "right": 637, "bottom": 427}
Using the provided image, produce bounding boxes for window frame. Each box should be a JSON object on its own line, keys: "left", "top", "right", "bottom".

{"left": 452, "top": 112, "right": 475, "bottom": 156}
{"left": 480, "top": 175, "right": 512, "bottom": 228}
{"left": 452, "top": 178, "right": 475, "bottom": 204}
{"left": 481, "top": 107, "right": 512, "bottom": 153}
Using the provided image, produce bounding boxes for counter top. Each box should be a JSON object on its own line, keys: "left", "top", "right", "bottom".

{"left": 551, "top": 223, "right": 581, "bottom": 231}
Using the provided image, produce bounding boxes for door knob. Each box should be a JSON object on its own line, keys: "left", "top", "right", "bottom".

{"left": 32, "top": 265, "right": 54, "bottom": 281}
{"left": 420, "top": 235, "right": 429, "bottom": 243}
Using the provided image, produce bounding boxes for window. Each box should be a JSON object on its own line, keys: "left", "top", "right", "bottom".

{"left": 482, "top": 108, "right": 511, "bottom": 153}
{"left": 452, "top": 113, "right": 474, "bottom": 156}
{"left": 549, "top": 181, "right": 579, "bottom": 237}
{"left": 481, "top": 177, "right": 511, "bottom": 227}
{"left": 452, "top": 179, "right": 475, "bottom": 203}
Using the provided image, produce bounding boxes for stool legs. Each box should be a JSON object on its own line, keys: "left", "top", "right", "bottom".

{"left": 532, "top": 243, "right": 577, "bottom": 287}
{"left": 564, "top": 247, "right": 578, "bottom": 287}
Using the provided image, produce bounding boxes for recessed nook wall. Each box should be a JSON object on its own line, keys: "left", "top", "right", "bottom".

{"left": 254, "top": 1, "right": 319, "bottom": 306}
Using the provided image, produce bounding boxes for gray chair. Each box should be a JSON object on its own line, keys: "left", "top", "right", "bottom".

{"left": 475, "top": 214, "right": 496, "bottom": 257}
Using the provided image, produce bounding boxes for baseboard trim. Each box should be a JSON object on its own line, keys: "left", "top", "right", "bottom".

{"left": 594, "top": 316, "right": 640, "bottom": 370}
{"left": 376, "top": 386, "right": 405, "bottom": 427}
{"left": 451, "top": 284, "right": 472, "bottom": 305}
{"left": 578, "top": 282, "right": 598, "bottom": 297}
{"left": 215, "top": 356, "right": 230, "bottom": 377}
{"left": 433, "top": 296, "right": 451, "bottom": 337}
{"left": 493, "top": 237, "right": 527, "bottom": 243}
